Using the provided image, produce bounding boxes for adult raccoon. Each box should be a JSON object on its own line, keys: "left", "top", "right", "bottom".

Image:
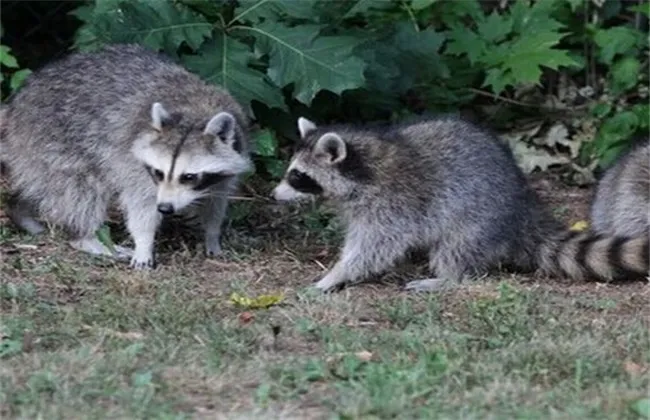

{"left": 272, "top": 116, "right": 648, "bottom": 292}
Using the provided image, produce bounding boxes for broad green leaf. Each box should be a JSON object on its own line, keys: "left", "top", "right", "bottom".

{"left": 410, "top": 0, "right": 439, "bottom": 11}
{"left": 263, "top": 158, "right": 287, "bottom": 179}
{"left": 478, "top": 11, "right": 512, "bottom": 43}
{"left": 392, "top": 22, "right": 448, "bottom": 79}
{"left": 483, "top": 31, "right": 578, "bottom": 94}
{"left": 252, "top": 129, "right": 278, "bottom": 157}
{"left": 610, "top": 56, "right": 641, "bottom": 94}
{"left": 445, "top": 24, "right": 486, "bottom": 65}
{"left": 181, "top": 34, "right": 287, "bottom": 114}
{"left": 343, "top": 0, "right": 395, "bottom": 18}
{"left": 9, "top": 69, "right": 32, "bottom": 92}
{"left": 631, "top": 104, "right": 650, "bottom": 129}
{"left": 594, "top": 111, "right": 640, "bottom": 164}
{"left": 359, "top": 22, "right": 447, "bottom": 95}
{"left": 72, "top": 0, "right": 213, "bottom": 55}
{"left": 176, "top": 0, "right": 223, "bottom": 18}
{"left": 233, "top": 0, "right": 319, "bottom": 23}
{"left": 0, "top": 45, "right": 18, "bottom": 68}
{"left": 482, "top": 67, "right": 514, "bottom": 96}
{"left": 240, "top": 22, "right": 366, "bottom": 105}
{"left": 590, "top": 102, "right": 612, "bottom": 119}
{"left": 509, "top": 0, "right": 565, "bottom": 35}
{"left": 594, "top": 26, "right": 644, "bottom": 65}
{"left": 95, "top": 225, "right": 116, "bottom": 253}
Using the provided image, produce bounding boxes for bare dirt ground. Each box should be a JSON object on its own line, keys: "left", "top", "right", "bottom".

{"left": 1, "top": 174, "right": 649, "bottom": 419}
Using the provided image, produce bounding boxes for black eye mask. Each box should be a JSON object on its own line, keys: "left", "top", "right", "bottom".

{"left": 287, "top": 169, "right": 323, "bottom": 195}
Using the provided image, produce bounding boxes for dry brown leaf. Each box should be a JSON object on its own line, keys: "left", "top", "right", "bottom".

{"left": 623, "top": 361, "right": 647, "bottom": 377}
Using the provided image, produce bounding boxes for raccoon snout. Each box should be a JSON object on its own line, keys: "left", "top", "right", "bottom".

{"left": 157, "top": 203, "right": 175, "bottom": 215}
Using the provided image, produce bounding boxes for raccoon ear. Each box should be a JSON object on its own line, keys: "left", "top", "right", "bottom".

{"left": 315, "top": 132, "right": 346, "bottom": 165}
{"left": 204, "top": 112, "right": 237, "bottom": 144}
{"left": 151, "top": 102, "right": 171, "bottom": 131}
{"left": 297, "top": 117, "right": 317, "bottom": 138}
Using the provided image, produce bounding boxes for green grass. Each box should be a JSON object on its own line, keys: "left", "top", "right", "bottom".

{"left": 1, "top": 204, "right": 649, "bottom": 419}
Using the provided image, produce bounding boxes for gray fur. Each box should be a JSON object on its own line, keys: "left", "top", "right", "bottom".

{"left": 0, "top": 44, "right": 251, "bottom": 268}
{"left": 273, "top": 116, "right": 649, "bottom": 292}
{"left": 590, "top": 139, "right": 649, "bottom": 238}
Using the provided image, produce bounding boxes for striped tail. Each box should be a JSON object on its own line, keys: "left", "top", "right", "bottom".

{"left": 537, "top": 230, "right": 649, "bottom": 281}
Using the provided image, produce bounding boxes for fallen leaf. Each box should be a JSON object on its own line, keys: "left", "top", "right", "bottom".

{"left": 570, "top": 220, "right": 589, "bottom": 232}
{"left": 229, "top": 292, "right": 284, "bottom": 309}
{"left": 239, "top": 311, "right": 255, "bottom": 324}
{"left": 623, "top": 361, "right": 647, "bottom": 377}
{"left": 355, "top": 350, "right": 374, "bottom": 362}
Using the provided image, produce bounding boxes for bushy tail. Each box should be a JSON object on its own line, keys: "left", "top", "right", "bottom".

{"left": 537, "top": 230, "right": 649, "bottom": 281}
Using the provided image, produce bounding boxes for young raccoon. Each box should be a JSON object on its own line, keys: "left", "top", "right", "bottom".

{"left": 272, "top": 116, "right": 648, "bottom": 292}
{"left": 0, "top": 44, "right": 250, "bottom": 269}
{"left": 590, "top": 138, "right": 649, "bottom": 238}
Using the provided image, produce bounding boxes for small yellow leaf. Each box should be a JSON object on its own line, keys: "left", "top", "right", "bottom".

{"left": 229, "top": 292, "right": 284, "bottom": 309}
{"left": 570, "top": 220, "right": 589, "bottom": 231}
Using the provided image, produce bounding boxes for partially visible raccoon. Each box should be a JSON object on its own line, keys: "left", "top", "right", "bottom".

{"left": 590, "top": 138, "right": 649, "bottom": 238}
{"left": 272, "top": 116, "right": 648, "bottom": 292}
{"left": 0, "top": 44, "right": 251, "bottom": 269}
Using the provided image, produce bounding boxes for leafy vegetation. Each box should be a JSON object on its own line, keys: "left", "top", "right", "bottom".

{"left": 66, "top": 0, "right": 649, "bottom": 181}
{"left": 0, "top": 24, "right": 31, "bottom": 100}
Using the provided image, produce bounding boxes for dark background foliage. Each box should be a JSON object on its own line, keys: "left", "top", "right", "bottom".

{"left": 1, "top": 0, "right": 648, "bottom": 183}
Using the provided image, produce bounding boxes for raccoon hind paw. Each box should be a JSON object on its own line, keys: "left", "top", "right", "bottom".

{"left": 404, "top": 278, "right": 457, "bottom": 293}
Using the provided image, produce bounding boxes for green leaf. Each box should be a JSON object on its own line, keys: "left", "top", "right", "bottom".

{"left": 233, "top": 0, "right": 319, "bottom": 23}
{"left": 594, "top": 111, "right": 640, "bottom": 163}
{"left": 72, "top": 0, "right": 213, "bottom": 55}
{"left": 410, "top": 0, "right": 439, "bottom": 11}
{"left": 590, "top": 102, "right": 612, "bottom": 119}
{"left": 343, "top": 0, "right": 395, "bottom": 18}
{"left": 610, "top": 56, "right": 640, "bottom": 94}
{"left": 632, "top": 104, "right": 650, "bottom": 130}
{"left": 0, "top": 45, "right": 18, "bottom": 68}
{"left": 262, "top": 158, "right": 287, "bottom": 179}
{"left": 594, "top": 26, "right": 644, "bottom": 65}
{"left": 477, "top": 11, "right": 512, "bottom": 43}
{"left": 482, "top": 31, "right": 578, "bottom": 94}
{"left": 9, "top": 69, "right": 32, "bottom": 92}
{"left": 181, "top": 34, "right": 287, "bottom": 114}
{"left": 252, "top": 129, "right": 278, "bottom": 157}
{"left": 176, "top": 0, "right": 223, "bottom": 18}
{"left": 241, "top": 22, "right": 366, "bottom": 105}
{"left": 445, "top": 24, "right": 486, "bottom": 65}
{"left": 630, "top": 398, "right": 650, "bottom": 419}
{"left": 360, "top": 22, "right": 447, "bottom": 94}
{"left": 95, "top": 225, "right": 116, "bottom": 253}
{"left": 509, "top": 0, "right": 566, "bottom": 35}
{"left": 482, "top": 68, "right": 514, "bottom": 96}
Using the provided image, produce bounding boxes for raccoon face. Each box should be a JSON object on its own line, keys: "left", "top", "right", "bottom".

{"left": 272, "top": 117, "right": 371, "bottom": 202}
{"left": 132, "top": 102, "right": 251, "bottom": 215}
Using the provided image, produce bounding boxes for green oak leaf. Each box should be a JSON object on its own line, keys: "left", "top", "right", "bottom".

{"left": 182, "top": 35, "right": 286, "bottom": 115}
{"left": 239, "top": 22, "right": 366, "bottom": 105}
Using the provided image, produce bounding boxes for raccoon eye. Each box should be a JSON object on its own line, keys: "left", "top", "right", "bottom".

{"left": 179, "top": 173, "right": 199, "bottom": 184}
{"left": 145, "top": 165, "right": 165, "bottom": 182}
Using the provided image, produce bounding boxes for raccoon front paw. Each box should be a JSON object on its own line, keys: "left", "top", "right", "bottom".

{"left": 403, "top": 278, "right": 455, "bottom": 293}
{"left": 314, "top": 273, "right": 347, "bottom": 293}
{"left": 204, "top": 240, "right": 222, "bottom": 258}
{"left": 113, "top": 245, "right": 134, "bottom": 261}
{"left": 129, "top": 256, "right": 155, "bottom": 270}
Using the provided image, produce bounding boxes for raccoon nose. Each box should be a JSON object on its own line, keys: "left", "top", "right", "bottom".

{"left": 157, "top": 203, "right": 175, "bottom": 215}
